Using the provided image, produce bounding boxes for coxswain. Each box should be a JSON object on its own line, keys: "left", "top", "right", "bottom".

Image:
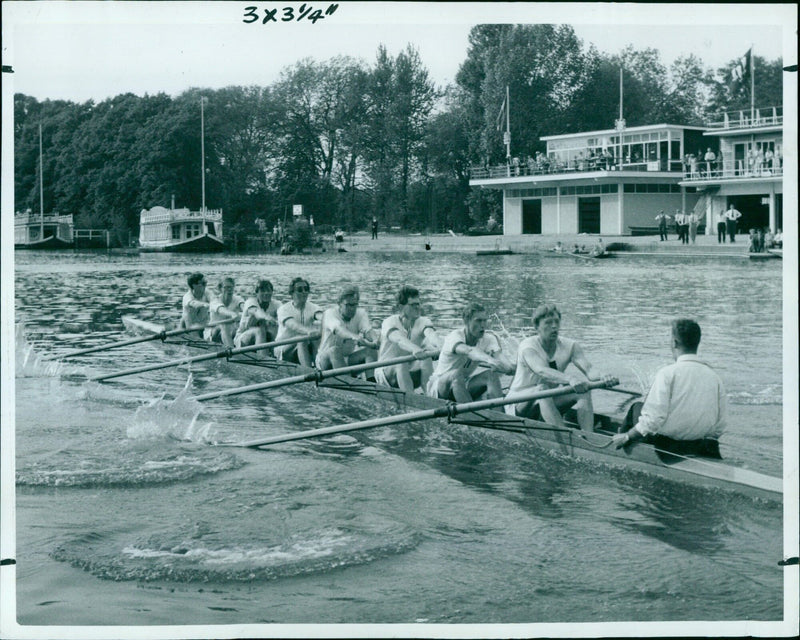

{"left": 234, "top": 279, "right": 280, "bottom": 350}
{"left": 374, "top": 285, "right": 440, "bottom": 393}
{"left": 505, "top": 304, "right": 615, "bottom": 431}
{"left": 611, "top": 319, "right": 726, "bottom": 457}
{"left": 315, "top": 285, "right": 378, "bottom": 372}
{"left": 206, "top": 277, "right": 243, "bottom": 347}
{"left": 274, "top": 277, "right": 321, "bottom": 367}
{"left": 427, "top": 302, "right": 515, "bottom": 403}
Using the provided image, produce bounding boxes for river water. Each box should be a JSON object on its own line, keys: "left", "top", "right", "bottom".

{"left": 6, "top": 249, "right": 790, "bottom": 635}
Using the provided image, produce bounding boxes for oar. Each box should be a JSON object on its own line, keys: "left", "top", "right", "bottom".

{"left": 604, "top": 387, "right": 643, "bottom": 397}
{"left": 192, "top": 350, "right": 439, "bottom": 402}
{"left": 90, "top": 333, "right": 320, "bottom": 382}
{"left": 56, "top": 318, "right": 239, "bottom": 359}
{"left": 222, "top": 379, "right": 617, "bottom": 449}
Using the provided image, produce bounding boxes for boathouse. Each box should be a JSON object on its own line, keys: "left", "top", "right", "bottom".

{"left": 679, "top": 105, "right": 783, "bottom": 234}
{"left": 470, "top": 123, "right": 711, "bottom": 236}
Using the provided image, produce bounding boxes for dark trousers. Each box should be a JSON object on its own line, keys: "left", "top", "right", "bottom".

{"left": 659, "top": 225, "right": 667, "bottom": 241}
{"left": 726, "top": 219, "right": 737, "bottom": 242}
{"left": 681, "top": 225, "right": 689, "bottom": 244}
{"left": 717, "top": 221, "right": 726, "bottom": 243}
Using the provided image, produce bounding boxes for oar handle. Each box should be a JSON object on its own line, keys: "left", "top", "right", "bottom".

{"left": 228, "top": 378, "right": 618, "bottom": 448}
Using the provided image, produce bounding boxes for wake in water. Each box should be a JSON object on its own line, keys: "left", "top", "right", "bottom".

{"left": 129, "top": 374, "right": 219, "bottom": 443}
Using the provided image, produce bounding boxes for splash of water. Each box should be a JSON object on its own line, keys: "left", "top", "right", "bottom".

{"left": 128, "top": 374, "right": 218, "bottom": 442}
{"left": 15, "top": 323, "right": 72, "bottom": 378}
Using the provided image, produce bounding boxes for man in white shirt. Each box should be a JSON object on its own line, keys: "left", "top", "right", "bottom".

{"left": 612, "top": 319, "right": 726, "bottom": 457}
{"left": 427, "top": 302, "right": 514, "bottom": 403}
{"left": 375, "top": 285, "right": 440, "bottom": 393}
{"left": 724, "top": 203, "right": 742, "bottom": 243}
{"left": 234, "top": 279, "right": 280, "bottom": 349}
{"left": 180, "top": 272, "right": 211, "bottom": 337}
{"left": 316, "top": 285, "right": 378, "bottom": 371}
{"left": 206, "top": 277, "right": 243, "bottom": 347}
{"left": 274, "top": 277, "right": 321, "bottom": 367}
{"left": 505, "top": 304, "right": 615, "bottom": 431}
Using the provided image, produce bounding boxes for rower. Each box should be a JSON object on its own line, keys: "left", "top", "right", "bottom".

{"left": 427, "top": 302, "right": 514, "bottom": 402}
{"left": 374, "top": 285, "right": 440, "bottom": 393}
{"left": 315, "top": 285, "right": 378, "bottom": 372}
{"left": 180, "top": 272, "right": 211, "bottom": 337}
{"left": 234, "top": 279, "right": 280, "bottom": 350}
{"left": 611, "top": 319, "right": 726, "bottom": 457}
{"left": 505, "top": 304, "right": 615, "bottom": 431}
{"left": 206, "top": 277, "right": 244, "bottom": 347}
{"left": 274, "top": 277, "right": 322, "bottom": 367}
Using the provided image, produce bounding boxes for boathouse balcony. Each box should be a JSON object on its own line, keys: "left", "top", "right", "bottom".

{"left": 681, "top": 105, "right": 783, "bottom": 185}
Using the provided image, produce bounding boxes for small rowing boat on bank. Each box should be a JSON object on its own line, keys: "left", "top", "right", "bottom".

{"left": 76, "top": 315, "right": 784, "bottom": 502}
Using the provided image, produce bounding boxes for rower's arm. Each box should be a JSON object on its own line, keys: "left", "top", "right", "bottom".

{"left": 629, "top": 370, "right": 669, "bottom": 437}
{"left": 522, "top": 348, "right": 572, "bottom": 386}
{"left": 284, "top": 317, "right": 317, "bottom": 336}
{"left": 386, "top": 328, "right": 426, "bottom": 355}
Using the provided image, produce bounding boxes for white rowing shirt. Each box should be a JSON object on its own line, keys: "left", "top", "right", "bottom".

{"left": 235, "top": 296, "right": 279, "bottom": 337}
{"left": 377, "top": 314, "right": 434, "bottom": 362}
{"left": 210, "top": 294, "right": 244, "bottom": 324}
{"left": 317, "top": 306, "right": 371, "bottom": 358}
{"left": 181, "top": 290, "right": 211, "bottom": 327}
{"left": 430, "top": 327, "right": 502, "bottom": 380}
{"left": 505, "top": 335, "right": 576, "bottom": 414}
{"left": 275, "top": 300, "right": 322, "bottom": 342}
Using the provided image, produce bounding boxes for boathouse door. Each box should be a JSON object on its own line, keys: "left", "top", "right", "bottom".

{"left": 522, "top": 199, "right": 541, "bottom": 234}
{"left": 578, "top": 197, "right": 601, "bottom": 234}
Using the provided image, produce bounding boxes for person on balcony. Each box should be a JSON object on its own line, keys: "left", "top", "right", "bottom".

{"left": 703, "top": 148, "right": 716, "bottom": 175}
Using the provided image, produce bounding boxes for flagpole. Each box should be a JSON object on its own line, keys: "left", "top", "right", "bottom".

{"left": 505, "top": 85, "right": 511, "bottom": 166}
{"left": 750, "top": 45, "right": 755, "bottom": 122}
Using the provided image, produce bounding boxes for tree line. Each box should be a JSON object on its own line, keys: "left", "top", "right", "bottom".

{"left": 14, "top": 25, "right": 782, "bottom": 242}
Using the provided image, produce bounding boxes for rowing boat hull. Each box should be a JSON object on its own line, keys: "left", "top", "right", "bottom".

{"left": 119, "top": 316, "right": 782, "bottom": 501}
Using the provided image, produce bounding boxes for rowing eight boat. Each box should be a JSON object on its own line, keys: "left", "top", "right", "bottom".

{"left": 113, "top": 315, "right": 782, "bottom": 501}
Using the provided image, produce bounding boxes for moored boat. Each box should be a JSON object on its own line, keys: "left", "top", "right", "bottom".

{"left": 15, "top": 210, "right": 74, "bottom": 249}
{"left": 111, "top": 315, "right": 783, "bottom": 501}
{"left": 138, "top": 205, "right": 224, "bottom": 252}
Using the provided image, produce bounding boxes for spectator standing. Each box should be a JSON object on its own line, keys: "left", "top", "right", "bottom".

{"left": 717, "top": 211, "right": 727, "bottom": 244}
{"left": 724, "top": 203, "right": 742, "bottom": 243}
{"left": 655, "top": 210, "right": 671, "bottom": 241}
{"left": 371, "top": 217, "right": 379, "bottom": 239}
{"left": 688, "top": 212, "right": 699, "bottom": 244}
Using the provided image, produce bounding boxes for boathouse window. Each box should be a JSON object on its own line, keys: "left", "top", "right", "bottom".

{"left": 172, "top": 226, "right": 181, "bottom": 240}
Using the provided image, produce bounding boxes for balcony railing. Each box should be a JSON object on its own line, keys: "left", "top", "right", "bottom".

{"left": 470, "top": 159, "right": 685, "bottom": 180}
{"left": 706, "top": 106, "right": 783, "bottom": 130}
{"left": 682, "top": 164, "right": 783, "bottom": 182}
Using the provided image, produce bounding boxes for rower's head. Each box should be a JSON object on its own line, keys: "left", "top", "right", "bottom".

{"left": 671, "top": 318, "right": 701, "bottom": 357}
{"left": 338, "top": 285, "right": 360, "bottom": 321}
{"left": 188, "top": 272, "right": 207, "bottom": 297}
{"left": 396, "top": 285, "right": 421, "bottom": 320}
{"left": 255, "top": 279, "right": 273, "bottom": 306}
{"left": 462, "top": 302, "right": 488, "bottom": 341}
{"left": 532, "top": 304, "right": 561, "bottom": 340}
{"left": 219, "top": 277, "right": 235, "bottom": 304}
{"left": 289, "top": 277, "right": 310, "bottom": 305}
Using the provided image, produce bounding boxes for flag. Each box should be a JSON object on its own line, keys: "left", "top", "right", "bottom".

{"left": 495, "top": 93, "right": 506, "bottom": 132}
{"left": 730, "top": 48, "right": 752, "bottom": 91}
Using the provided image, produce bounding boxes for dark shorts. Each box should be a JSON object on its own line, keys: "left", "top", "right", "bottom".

{"left": 645, "top": 434, "right": 722, "bottom": 459}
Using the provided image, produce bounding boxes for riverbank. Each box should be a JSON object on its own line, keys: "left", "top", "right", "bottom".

{"left": 334, "top": 231, "right": 761, "bottom": 258}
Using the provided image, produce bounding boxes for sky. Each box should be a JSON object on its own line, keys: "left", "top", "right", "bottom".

{"left": 2, "top": 2, "right": 794, "bottom": 103}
